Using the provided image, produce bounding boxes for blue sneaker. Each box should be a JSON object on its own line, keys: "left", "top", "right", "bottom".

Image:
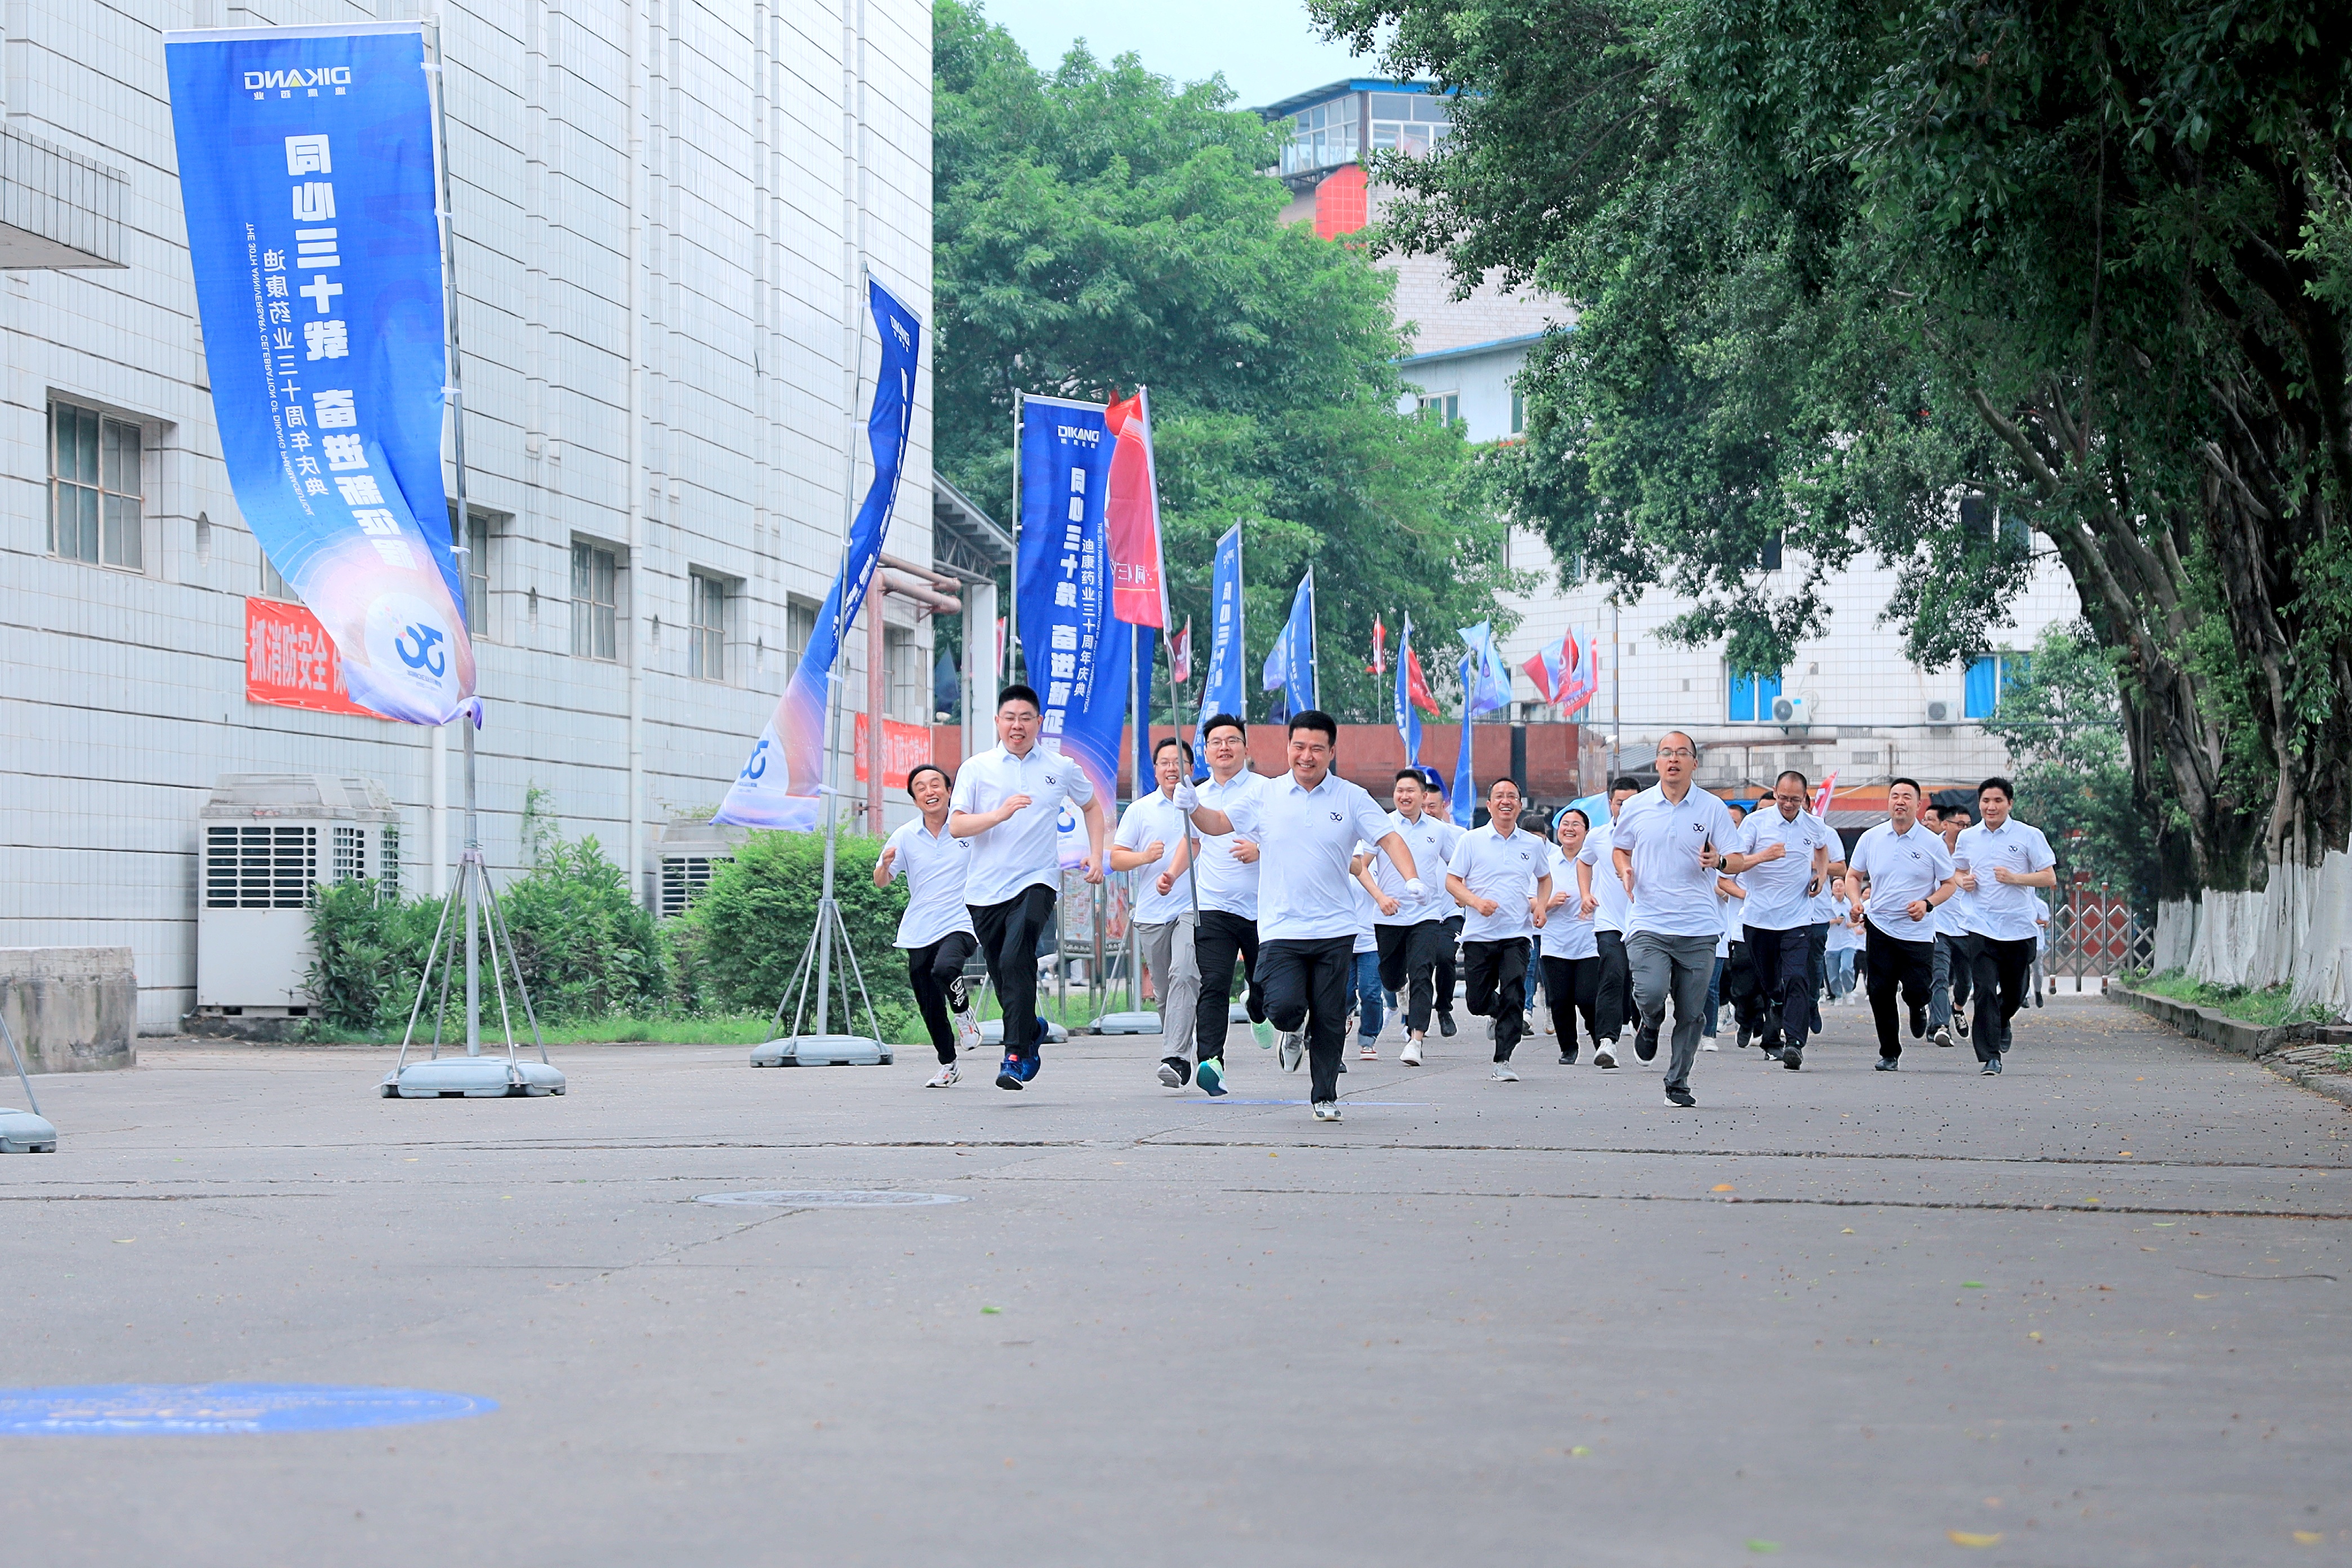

{"left": 1197, "top": 1058, "right": 1226, "bottom": 1097}
{"left": 995, "top": 1054, "right": 1024, "bottom": 1091}
{"left": 1015, "top": 1053, "right": 1040, "bottom": 1083}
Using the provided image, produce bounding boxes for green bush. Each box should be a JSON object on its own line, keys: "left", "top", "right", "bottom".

{"left": 304, "top": 879, "right": 449, "bottom": 1034}
{"left": 496, "top": 834, "right": 667, "bottom": 1022}
{"left": 686, "top": 830, "right": 920, "bottom": 1037}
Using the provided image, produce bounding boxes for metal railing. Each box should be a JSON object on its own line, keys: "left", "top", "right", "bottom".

{"left": 2041, "top": 877, "right": 2153, "bottom": 988}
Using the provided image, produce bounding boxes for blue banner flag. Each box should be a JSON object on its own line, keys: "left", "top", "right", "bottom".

{"left": 1015, "top": 395, "right": 1128, "bottom": 860}
{"left": 716, "top": 279, "right": 924, "bottom": 827}
{"left": 167, "top": 22, "right": 471, "bottom": 724}
{"left": 1451, "top": 653, "right": 1478, "bottom": 822}
{"left": 1460, "top": 620, "right": 1513, "bottom": 716}
{"left": 1193, "top": 524, "right": 1244, "bottom": 779}
{"left": 1261, "top": 567, "right": 1317, "bottom": 719}
{"left": 1395, "top": 612, "right": 1421, "bottom": 768}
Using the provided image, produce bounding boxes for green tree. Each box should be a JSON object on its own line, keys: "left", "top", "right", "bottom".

{"left": 934, "top": 0, "right": 1520, "bottom": 723}
{"left": 1312, "top": 0, "right": 2352, "bottom": 893}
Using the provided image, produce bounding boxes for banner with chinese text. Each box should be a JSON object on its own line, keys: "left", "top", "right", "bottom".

{"left": 244, "top": 596, "right": 388, "bottom": 718}
{"left": 852, "top": 713, "right": 934, "bottom": 792}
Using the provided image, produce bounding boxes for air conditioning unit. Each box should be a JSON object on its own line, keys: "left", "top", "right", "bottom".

{"left": 197, "top": 774, "right": 401, "bottom": 1019}
{"left": 656, "top": 819, "right": 750, "bottom": 919}
{"left": 1771, "top": 692, "right": 1818, "bottom": 726}
{"left": 1925, "top": 699, "right": 1957, "bottom": 726}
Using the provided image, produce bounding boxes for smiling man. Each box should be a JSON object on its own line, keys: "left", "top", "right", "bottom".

{"left": 1610, "top": 733, "right": 1738, "bottom": 1107}
{"left": 1845, "top": 778, "right": 1960, "bottom": 1072}
{"left": 1444, "top": 778, "right": 1552, "bottom": 1080}
{"left": 1722, "top": 769, "right": 1833, "bottom": 1071}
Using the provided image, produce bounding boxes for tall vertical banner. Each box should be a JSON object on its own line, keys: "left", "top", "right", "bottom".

{"left": 1195, "top": 524, "right": 1244, "bottom": 778}
{"left": 1261, "top": 568, "right": 1317, "bottom": 720}
{"left": 1394, "top": 613, "right": 1422, "bottom": 767}
{"left": 715, "top": 279, "right": 924, "bottom": 828}
{"left": 1451, "top": 652, "right": 1479, "bottom": 822}
{"left": 1106, "top": 389, "right": 1169, "bottom": 800}
{"left": 1015, "top": 395, "right": 1128, "bottom": 862}
{"left": 167, "top": 22, "right": 473, "bottom": 724}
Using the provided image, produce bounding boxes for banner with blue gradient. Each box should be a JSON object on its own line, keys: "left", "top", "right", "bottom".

{"left": 1261, "top": 567, "right": 1316, "bottom": 720}
{"left": 1193, "top": 523, "right": 1244, "bottom": 779}
{"left": 167, "top": 23, "right": 472, "bottom": 724}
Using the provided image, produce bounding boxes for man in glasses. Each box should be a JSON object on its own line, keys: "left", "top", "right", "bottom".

{"left": 1611, "top": 733, "right": 1739, "bottom": 1108}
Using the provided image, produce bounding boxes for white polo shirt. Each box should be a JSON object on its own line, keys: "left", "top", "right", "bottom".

{"left": 1952, "top": 817, "right": 2057, "bottom": 943}
{"left": 1848, "top": 819, "right": 1956, "bottom": 942}
{"left": 1577, "top": 821, "right": 1633, "bottom": 934}
{"left": 1737, "top": 807, "right": 1834, "bottom": 932}
{"left": 1542, "top": 843, "right": 1599, "bottom": 960}
{"left": 1349, "top": 843, "right": 1380, "bottom": 955}
{"left": 1612, "top": 783, "right": 1740, "bottom": 938}
{"left": 881, "top": 817, "right": 977, "bottom": 949}
{"left": 1446, "top": 822, "right": 1549, "bottom": 943}
{"left": 1113, "top": 790, "right": 1196, "bottom": 926}
{"left": 1934, "top": 838, "right": 1972, "bottom": 937}
{"left": 948, "top": 742, "right": 1096, "bottom": 907}
{"left": 1828, "top": 890, "right": 1864, "bottom": 950}
{"left": 1190, "top": 767, "right": 1269, "bottom": 920}
{"left": 1370, "top": 809, "right": 1462, "bottom": 926}
{"left": 1220, "top": 769, "right": 1397, "bottom": 942}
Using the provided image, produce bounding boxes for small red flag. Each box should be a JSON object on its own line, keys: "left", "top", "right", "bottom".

{"left": 1405, "top": 645, "right": 1440, "bottom": 715}
{"left": 1366, "top": 616, "right": 1387, "bottom": 676}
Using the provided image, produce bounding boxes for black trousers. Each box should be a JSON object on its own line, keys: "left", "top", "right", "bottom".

{"left": 1953, "top": 932, "right": 2037, "bottom": 1059}
{"left": 1542, "top": 953, "right": 1602, "bottom": 1053}
{"left": 1374, "top": 919, "right": 1449, "bottom": 1035}
{"left": 1593, "top": 929, "right": 1631, "bottom": 1041}
{"left": 1258, "top": 936, "right": 1355, "bottom": 1102}
{"left": 906, "top": 931, "right": 979, "bottom": 1064}
{"left": 1746, "top": 923, "right": 1816, "bottom": 1051}
{"left": 1192, "top": 908, "right": 1264, "bottom": 1062}
{"left": 1432, "top": 914, "right": 1463, "bottom": 1017}
{"left": 970, "top": 884, "right": 1057, "bottom": 1059}
{"left": 1863, "top": 921, "right": 1936, "bottom": 1059}
{"left": 1462, "top": 938, "right": 1530, "bottom": 1061}
{"left": 1806, "top": 921, "right": 1829, "bottom": 1033}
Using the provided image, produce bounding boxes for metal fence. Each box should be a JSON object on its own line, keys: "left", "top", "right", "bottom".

{"left": 2041, "top": 878, "right": 2154, "bottom": 988}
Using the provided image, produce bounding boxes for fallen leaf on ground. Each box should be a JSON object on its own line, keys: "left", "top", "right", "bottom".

{"left": 1841, "top": 1227, "right": 1854, "bottom": 1233}
{"left": 1961, "top": 1281, "right": 1986, "bottom": 1289}
{"left": 1745, "top": 1541, "right": 1781, "bottom": 1554}
{"left": 2295, "top": 1530, "right": 2324, "bottom": 1545}
{"left": 2027, "top": 1332, "right": 2042, "bottom": 1342}
{"left": 1948, "top": 1530, "right": 2002, "bottom": 1548}
{"left": 1713, "top": 1184, "right": 1735, "bottom": 1192}
{"left": 1570, "top": 1445, "right": 1592, "bottom": 1456}
{"left": 981, "top": 1306, "right": 1003, "bottom": 1315}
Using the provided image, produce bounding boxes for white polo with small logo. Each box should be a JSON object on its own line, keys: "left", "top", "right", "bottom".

{"left": 1611, "top": 783, "right": 1739, "bottom": 938}
{"left": 948, "top": 742, "right": 1095, "bottom": 908}
{"left": 1220, "top": 770, "right": 1398, "bottom": 942}
{"left": 1847, "top": 819, "right": 1956, "bottom": 941}
{"left": 1445, "top": 823, "right": 1548, "bottom": 942}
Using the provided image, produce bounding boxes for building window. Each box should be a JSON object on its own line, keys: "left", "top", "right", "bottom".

{"left": 464, "top": 513, "right": 492, "bottom": 638}
{"left": 50, "top": 399, "right": 142, "bottom": 570}
{"left": 1727, "top": 666, "right": 1783, "bottom": 723}
{"left": 260, "top": 551, "right": 299, "bottom": 602}
{"left": 691, "top": 571, "right": 729, "bottom": 682}
{"left": 1963, "top": 653, "right": 2028, "bottom": 719}
{"left": 1759, "top": 533, "right": 1783, "bottom": 572}
{"left": 1280, "top": 93, "right": 1361, "bottom": 177}
{"left": 886, "top": 625, "right": 924, "bottom": 720}
{"left": 571, "top": 540, "right": 621, "bottom": 661}
{"left": 783, "top": 595, "right": 819, "bottom": 678}
{"left": 1510, "top": 389, "right": 1525, "bottom": 435}
{"left": 1418, "top": 391, "right": 1460, "bottom": 426}
{"left": 1365, "top": 90, "right": 1451, "bottom": 158}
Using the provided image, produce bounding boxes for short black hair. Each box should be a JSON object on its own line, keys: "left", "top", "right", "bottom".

{"left": 1776, "top": 769, "right": 1810, "bottom": 792}
{"left": 1202, "top": 712, "right": 1246, "bottom": 740}
{"left": 1889, "top": 776, "right": 1922, "bottom": 798}
{"left": 1610, "top": 776, "right": 1643, "bottom": 795}
{"left": 996, "top": 683, "right": 1041, "bottom": 714}
{"left": 904, "top": 762, "right": 948, "bottom": 798}
{"left": 1151, "top": 735, "right": 1193, "bottom": 765}
{"left": 1729, "top": 800, "right": 1750, "bottom": 819}
{"left": 1977, "top": 776, "right": 2015, "bottom": 802}
{"left": 1944, "top": 803, "right": 1974, "bottom": 822}
{"left": 1395, "top": 767, "right": 1428, "bottom": 788}
{"left": 1287, "top": 709, "right": 1338, "bottom": 745}
{"left": 1561, "top": 807, "right": 1590, "bottom": 831}
{"left": 1486, "top": 776, "right": 1521, "bottom": 796}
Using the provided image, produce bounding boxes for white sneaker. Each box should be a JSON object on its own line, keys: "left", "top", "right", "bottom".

{"left": 1360, "top": 1041, "right": 1378, "bottom": 1060}
{"left": 1278, "top": 1031, "right": 1304, "bottom": 1072}
{"left": 925, "top": 1063, "right": 960, "bottom": 1088}
{"left": 1540, "top": 1012, "right": 1554, "bottom": 1035}
{"left": 1593, "top": 1040, "right": 1618, "bottom": 1068}
{"left": 953, "top": 1009, "right": 981, "bottom": 1054}
{"left": 1490, "top": 1063, "right": 1519, "bottom": 1081}
{"left": 1400, "top": 1036, "right": 1424, "bottom": 1067}
{"left": 1312, "top": 1100, "right": 1342, "bottom": 1122}
{"left": 1701, "top": 1039, "right": 1719, "bottom": 1052}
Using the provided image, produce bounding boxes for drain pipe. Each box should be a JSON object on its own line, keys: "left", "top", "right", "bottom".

{"left": 622, "top": 0, "right": 647, "bottom": 906}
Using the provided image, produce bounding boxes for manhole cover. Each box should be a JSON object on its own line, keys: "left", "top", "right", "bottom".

{"left": 0, "top": 1383, "right": 496, "bottom": 1436}
{"left": 694, "top": 1190, "right": 968, "bottom": 1208}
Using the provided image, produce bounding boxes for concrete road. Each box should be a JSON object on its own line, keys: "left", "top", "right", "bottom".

{"left": 3, "top": 996, "right": 2346, "bottom": 1566}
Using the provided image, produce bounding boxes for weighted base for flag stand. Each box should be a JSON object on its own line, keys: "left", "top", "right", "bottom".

{"left": 380, "top": 835, "right": 565, "bottom": 1101}
{"left": 387, "top": 1058, "right": 566, "bottom": 1098}
{"left": 0, "top": 991, "right": 57, "bottom": 1152}
{"left": 751, "top": 892, "right": 892, "bottom": 1069}
{"left": 978, "top": 1017, "right": 1070, "bottom": 1046}
{"left": 1094, "top": 1010, "right": 1159, "bottom": 1035}
{"left": 751, "top": 1034, "right": 894, "bottom": 1067}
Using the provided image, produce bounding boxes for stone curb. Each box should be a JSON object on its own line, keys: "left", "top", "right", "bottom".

{"left": 2106, "top": 985, "right": 2352, "bottom": 1112}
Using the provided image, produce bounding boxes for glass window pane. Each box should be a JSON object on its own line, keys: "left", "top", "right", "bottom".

{"left": 1414, "top": 97, "right": 1451, "bottom": 122}
{"left": 572, "top": 542, "right": 591, "bottom": 600}
{"left": 104, "top": 493, "right": 141, "bottom": 569}
{"left": 77, "top": 484, "right": 100, "bottom": 562}
{"left": 103, "top": 418, "right": 140, "bottom": 497}
{"left": 1963, "top": 656, "right": 1998, "bottom": 719}
{"left": 1369, "top": 93, "right": 1418, "bottom": 118}
{"left": 75, "top": 407, "right": 98, "bottom": 487}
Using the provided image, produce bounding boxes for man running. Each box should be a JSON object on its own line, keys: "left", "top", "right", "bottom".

{"left": 1111, "top": 737, "right": 1211, "bottom": 1094}
{"left": 1364, "top": 767, "right": 1462, "bottom": 1067}
{"left": 1179, "top": 711, "right": 1424, "bottom": 1122}
{"left": 1573, "top": 776, "right": 1643, "bottom": 1068}
{"left": 1949, "top": 777, "right": 2057, "bottom": 1075}
{"left": 1445, "top": 778, "right": 1552, "bottom": 1081}
{"left": 1845, "top": 778, "right": 1958, "bottom": 1072}
{"left": 1722, "top": 769, "right": 1833, "bottom": 1071}
{"left": 1928, "top": 800, "right": 1975, "bottom": 1049}
{"left": 1188, "top": 714, "right": 1276, "bottom": 1073}
{"left": 1611, "top": 736, "right": 1738, "bottom": 1107}
{"left": 875, "top": 763, "right": 980, "bottom": 1087}
{"left": 948, "top": 684, "right": 1108, "bottom": 1091}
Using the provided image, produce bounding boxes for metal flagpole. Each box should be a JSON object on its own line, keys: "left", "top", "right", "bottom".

{"left": 1306, "top": 564, "right": 1318, "bottom": 713}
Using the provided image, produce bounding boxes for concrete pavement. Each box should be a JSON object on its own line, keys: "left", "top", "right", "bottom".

{"left": 3, "top": 996, "right": 2347, "bottom": 1565}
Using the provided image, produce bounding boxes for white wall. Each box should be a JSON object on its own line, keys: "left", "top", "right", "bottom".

{"left": 0, "top": 0, "right": 933, "bottom": 1029}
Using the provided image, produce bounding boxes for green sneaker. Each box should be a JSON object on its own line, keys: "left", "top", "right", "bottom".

{"left": 1197, "top": 1058, "right": 1227, "bottom": 1096}
{"left": 1253, "top": 1020, "right": 1275, "bottom": 1050}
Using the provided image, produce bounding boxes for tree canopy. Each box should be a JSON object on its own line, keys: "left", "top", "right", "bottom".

{"left": 933, "top": 0, "right": 1520, "bottom": 724}
{"left": 1313, "top": 0, "right": 2352, "bottom": 892}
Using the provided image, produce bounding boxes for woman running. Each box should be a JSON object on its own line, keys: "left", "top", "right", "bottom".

{"left": 875, "top": 763, "right": 981, "bottom": 1086}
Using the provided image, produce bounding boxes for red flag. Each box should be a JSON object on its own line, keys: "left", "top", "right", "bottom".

{"left": 1170, "top": 616, "right": 1192, "bottom": 684}
{"left": 1366, "top": 616, "right": 1387, "bottom": 676}
{"left": 1404, "top": 645, "right": 1440, "bottom": 715}
{"left": 1811, "top": 769, "right": 1839, "bottom": 817}
{"left": 1104, "top": 389, "right": 1168, "bottom": 629}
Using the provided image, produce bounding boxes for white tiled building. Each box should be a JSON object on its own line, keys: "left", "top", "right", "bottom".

{"left": 2, "top": 0, "right": 938, "bottom": 1030}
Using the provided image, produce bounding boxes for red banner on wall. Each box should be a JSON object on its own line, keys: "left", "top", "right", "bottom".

{"left": 853, "top": 712, "right": 933, "bottom": 790}
{"left": 244, "top": 597, "right": 386, "bottom": 719}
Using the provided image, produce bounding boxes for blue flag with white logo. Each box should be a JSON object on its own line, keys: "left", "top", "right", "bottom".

{"left": 1395, "top": 612, "right": 1421, "bottom": 768}
{"left": 1451, "top": 652, "right": 1478, "bottom": 822}
{"left": 167, "top": 22, "right": 473, "bottom": 724}
{"left": 1193, "top": 524, "right": 1244, "bottom": 779}
{"left": 1261, "top": 567, "right": 1317, "bottom": 720}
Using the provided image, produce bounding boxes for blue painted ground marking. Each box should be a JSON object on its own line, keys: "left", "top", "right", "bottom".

{"left": 0, "top": 1383, "right": 496, "bottom": 1436}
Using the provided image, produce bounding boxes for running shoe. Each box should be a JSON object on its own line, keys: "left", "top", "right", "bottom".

{"left": 1759, "top": 1039, "right": 1784, "bottom": 1062}
{"left": 1701, "top": 1039, "right": 1719, "bottom": 1052}
{"left": 1157, "top": 1055, "right": 1190, "bottom": 1089}
{"left": 1559, "top": 1046, "right": 1578, "bottom": 1066}
{"left": 1539, "top": 1010, "right": 1553, "bottom": 1035}
{"left": 1312, "top": 1100, "right": 1342, "bottom": 1122}
{"left": 995, "top": 1055, "right": 1025, "bottom": 1091}
{"left": 1634, "top": 1021, "right": 1660, "bottom": 1062}
{"left": 1934, "top": 1023, "right": 1955, "bottom": 1048}
{"left": 1400, "top": 1037, "right": 1424, "bottom": 1067}
{"left": 1663, "top": 1086, "right": 1696, "bottom": 1107}
{"left": 1908, "top": 1002, "right": 1928, "bottom": 1039}
{"left": 1781, "top": 1046, "right": 1802, "bottom": 1071}
{"left": 1437, "top": 1012, "right": 1458, "bottom": 1038}
{"left": 1874, "top": 1055, "right": 1900, "bottom": 1072}
{"left": 1736, "top": 1027, "right": 1751, "bottom": 1050}
{"left": 1983, "top": 1055, "right": 2003, "bottom": 1076}
{"left": 1278, "top": 1031, "right": 1305, "bottom": 1073}
{"left": 1955, "top": 1013, "right": 1971, "bottom": 1039}
{"left": 1253, "top": 1020, "right": 1275, "bottom": 1050}
{"left": 1593, "top": 1040, "right": 1618, "bottom": 1069}
{"left": 1197, "top": 1057, "right": 1227, "bottom": 1096}
{"left": 925, "top": 1063, "right": 960, "bottom": 1088}
{"left": 1360, "top": 1041, "right": 1379, "bottom": 1061}
{"left": 1490, "top": 1063, "right": 1519, "bottom": 1082}
{"left": 954, "top": 1009, "right": 982, "bottom": 1055}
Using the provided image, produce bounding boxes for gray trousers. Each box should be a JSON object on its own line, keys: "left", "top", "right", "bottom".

{"left": 1135, "top": 914, "right": 1200, "bottom": 1062}
{"left": 1626, "top": 930, "right": 1718, "bottom": 1092}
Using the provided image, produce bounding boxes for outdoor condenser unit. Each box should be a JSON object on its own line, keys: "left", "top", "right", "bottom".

{"left": 656, "top": 819, "right": 748, "bottom": 919}
{"left": 196, "top": 773, "right": 402, "bottom": 1019}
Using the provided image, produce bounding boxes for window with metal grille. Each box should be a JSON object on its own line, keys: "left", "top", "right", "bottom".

{"left": 690, "top": 571, "right": 728, "bottom": 681}
{"left": 660, "top": 855, "right": 729, "bottom": 919}
{"left": 332, "top": 825, "right": 366, "bottom": 883}
{"left": 465, "top": 513, "right": 492, "bottom": 637}
{"left": 887, "top": 625, "right": 923, "bottom": 719}
{"left": 204, "top": 826, "right": 318, "bottom": 909}
{"left": 378, "top": 826, "right": 402, "bottom": 900}
{"left": 572, "top": 540, "right": 620, "bottom": 660}
{"left": 50, "top": 399, "right": 142, "bottom": 569}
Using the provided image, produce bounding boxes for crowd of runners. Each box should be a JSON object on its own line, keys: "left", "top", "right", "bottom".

{"left": 877, "top": 686, "right": 2060, "bottom": 1119}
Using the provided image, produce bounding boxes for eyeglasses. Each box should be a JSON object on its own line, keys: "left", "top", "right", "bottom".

{"left": 1657, "top": 747, "right": 1695, "bottom": 759}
